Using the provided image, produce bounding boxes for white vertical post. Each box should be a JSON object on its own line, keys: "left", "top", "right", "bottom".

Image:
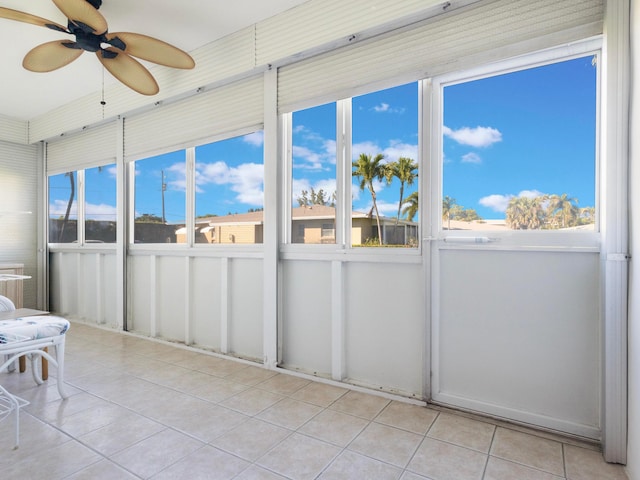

{"left": 263, "top": 67, "right": 280, "bottom": 369}
{"left": 331, "top": 260, "right": 345, "bottom": 381}
{"left": 149, "top": 255, "right": 157, "bottom": 337}
{"left": 220, "top": 257, "right": 229, "bottom": 354}
{"left": 116, "top": 117, "right": 126, "bottom": 330}
{"left": 601, "top": 0, "right": 630, "bottom": 464}
{"left": 96, "top": 253, "right": 103, "bottom": 324}
{"left": 184, "top": 256, "right": 191, "bottom": 345}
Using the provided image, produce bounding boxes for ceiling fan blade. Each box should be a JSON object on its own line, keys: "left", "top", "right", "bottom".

{"left": 105, "top": 32, "right": 195, "bottom": 69}
{"left": 97, "top": 49, "right": 159, "bottom": 96}
{"left": 52, "top": 0, "right": 107, "bottom": 34}
{"left": 0, "top": 6, "right": 68, "bottom": 32}
{"left": 23, "top": 40, "right": 83, "bottom": 72}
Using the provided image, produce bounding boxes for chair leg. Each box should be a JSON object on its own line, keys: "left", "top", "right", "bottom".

{"left": 55, "top": 340, "right": 68, "bottom": 399}
{"left": 42, "top": 347, "right": 48, "bottom": 381}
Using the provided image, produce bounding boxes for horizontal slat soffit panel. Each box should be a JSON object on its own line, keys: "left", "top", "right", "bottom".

{"left": 278, "top": 0, "right": 604, "bottom": 112}
{"left": 124, "top": 75, "right": 264, "bottom": 161}
{"left": 0, "top": 115, "right": 29, "bottom": 145}
{"left": 46, "top": 121, "right": 118, "bottom": 175}
{"left": 255, "top": 0, "right": 445, "bottom": 65}
{"left": 29, "top": 28, "right": 256, "bottom": 143}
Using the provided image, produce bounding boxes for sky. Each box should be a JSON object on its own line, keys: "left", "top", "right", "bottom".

{"left": 49, "top": 55, "right": 597, "bottom": 225}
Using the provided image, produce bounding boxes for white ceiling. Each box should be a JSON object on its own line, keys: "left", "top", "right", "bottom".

{"left": 0, "top": 0, "right": 309, "bottom": 121}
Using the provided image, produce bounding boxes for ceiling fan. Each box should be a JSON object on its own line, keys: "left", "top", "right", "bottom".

{"left": 0, "top": 0, "right": 195, "bottom": 95}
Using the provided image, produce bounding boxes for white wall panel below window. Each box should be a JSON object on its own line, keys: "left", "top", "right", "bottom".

{"left": 281, "top": 260, "right": 333, "bottom": 376}
{"left": 434, "top": 249, "right": 601, "bottom": 439}
{"left": 124, "top": 75, "right": 264, "bottom": 161}
{"left": 278, "top": 0, "right": 604, "bottom": 113}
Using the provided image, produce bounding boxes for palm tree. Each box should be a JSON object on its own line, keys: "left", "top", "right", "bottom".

{"left": 506, "top": 196, "right": 546, "bottom": 230}
{"left": 353, "top": 153, "right": 386, "bottom": 245}
{"left": 442, "top": 195, "right": 456, "bottom": 230}
{"left": 387, "top": 157, "right": 418, "bottom": 224}
{"left": 547, "top": 193, "right": 578, "bottom": 228}
{"left": 402, "top": 191, "right": 419, "bottom": 222}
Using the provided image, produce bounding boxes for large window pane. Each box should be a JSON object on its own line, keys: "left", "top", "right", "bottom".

{"left": 442, "top": 56, "right": 597, "bottom": 231}
{"left": 193, "top": 131, "right": 265, "bottom": 245}
{"left": 85, "top": 164, "right": 117, "bottom": 243}
{"left": 352, "top": 82, "right": 419, "bottom": 247}
{"left": 48, "top": 171, "right": 77, "bottom": 243}
{"left": 291, "top": 103, "right": 337, "bottom": 244}
{"left": 133, "top": 150, "right": 186, "bottom": 244}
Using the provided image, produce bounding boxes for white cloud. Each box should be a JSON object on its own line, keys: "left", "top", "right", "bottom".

{"left": 461, "top": 152, "right": 482, "bottom": 164}
{"left": 352, "top": 140, "right": 418, "bottom": 164}
{"left": 478, "top": 189, "right": 546, "bottom": 213}
{"left": 49, "top": 199, "right": 77, "bottom": 219}
{"left": 243, "top": 131, "right": 264, "bottom": 147}
{"left": 373, "top": 103, "right": 390, "bottom": 112}
{"left": 85, "top": 203, "right": 117, "bottom": 221}
{"left": 443, "top": 125, "right": 502, "bottom": 148}
{"left": 479, "top": 194, "right": 513, "bottom": 213}
{"left": 292, "top": 178, "right": 337, "bottom": 206}
{"left": 196, "top": 161, "right": 264, "bottom": 206}
{"left": 519, "top": 189, "right": 544, "bottom": 199}
{"left": 49, "top": 199, "right": 115, "bottom": 222}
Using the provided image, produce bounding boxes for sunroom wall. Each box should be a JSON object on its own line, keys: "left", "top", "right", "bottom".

{"left": 17, "top": 0, "right": 634, "bottom": 460}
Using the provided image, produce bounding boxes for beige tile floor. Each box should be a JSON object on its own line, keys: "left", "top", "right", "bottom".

{"left": 0, "top": 322, "right": 629, "bottom": 480}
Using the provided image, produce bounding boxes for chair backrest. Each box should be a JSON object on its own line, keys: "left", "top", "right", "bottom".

{"left": 0, "top": 295, "right": 16, "bottom": 312}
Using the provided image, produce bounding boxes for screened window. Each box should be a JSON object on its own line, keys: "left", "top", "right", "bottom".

{"left": 291, "top": 102, "right": 337, "bottom": 244}
{"left": 442, "top": 56, "right": 597, "bottom": 231}
{"left": 48, "top": 171, "right": 77, "bottom": 243}
{"left": 133, "top": 150, "right": 186, "bottom": 244}
{"left": 85, "top": 164, "right": 117, "bottom": 243}
{"left": 194, "top": 131, "right": 265, "bottom": 245}
{"left": 352, "top": 82, "right": 419, "bottom": 247}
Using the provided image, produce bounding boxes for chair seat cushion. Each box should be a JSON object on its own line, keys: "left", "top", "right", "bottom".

{"left": 0, "top": 316, "right": 70, "bottom": 344}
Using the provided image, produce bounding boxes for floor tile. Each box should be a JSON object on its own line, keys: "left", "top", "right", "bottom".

{"left": 110, "top": 428, "right": 204, "bottom": 478}
{"left": 78, "top": 411, "right": 165, "bottom": 456}
{"left": 257, "top": 432, "right": 341, "bottom": 480}
{"left": 564, "top": 444, "right": 628, "bottom": 480}
{"left": 168, "top": 403, "right": 249, "bottom": 443}
{"left": 490, "top": 427, "right": 565, "bottom": 477}
{"left": 234, "top": 465, "right": 289, "bottom": 479}
{"left": 65, "top": 459, "right": 140, "bottom": 479}
{"left": 375, "top": 401, "right": 439, "bottom": 435}
{"left": 224, "top": 365, "right": 279, "bottom": 386}
{"left": 291, "top": 382, "right": 348, "bottom": 407}
{"left": 407, "top": 437, "right": 487, "bottom": 480}
{"left": 0, "top": 413, "right": 72, "bottom": 467}
{"left": 257, "top": 397, "right": 323, "bottom": 430}
{"left": 427, "top": 412, "right": 495, "bottom": 453}
{"left": 220, "top": 387, "right": 284, "bottom": 415}
{"left": 484, "top": 456, "right": 565, "bottom": 480}
{"left": 211, "top": 418, "right": 292, "bottom": 461}
{"left": 298, "top": 409, "right": 369, "bottom": 447}
{"left": 150, "top": 445, "right": 249, "bottom": 480}
{"left": 1, "top": 439, "right": 102, "bottom": 480}
{"left": 257, "top": 373, "right": 311, "bottom": 395}
{"left": 348, "top": 422, "right": 423, "bottom": 468}
{"left": 319, "top": 450, "right": 402, "bottom": 479}
{"left": 329, "top": 390, "right": 390, "bottom": 419}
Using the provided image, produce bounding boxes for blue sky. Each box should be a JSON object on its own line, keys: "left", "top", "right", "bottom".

{"left": 49, "top": 55, "right": 597, "bottom": 225}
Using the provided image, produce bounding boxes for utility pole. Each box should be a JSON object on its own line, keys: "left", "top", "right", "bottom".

{"left": 161, "top": 169, "right": 167, "bottom": 223}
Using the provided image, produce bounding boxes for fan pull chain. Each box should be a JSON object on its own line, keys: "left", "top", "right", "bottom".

{"left": 100, "top": 66, "right": 106, "bottom": 118}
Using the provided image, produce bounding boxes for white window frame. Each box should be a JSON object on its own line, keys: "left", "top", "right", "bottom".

{"left": 431, "top": 38, "right": 603, "bottom": 252}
